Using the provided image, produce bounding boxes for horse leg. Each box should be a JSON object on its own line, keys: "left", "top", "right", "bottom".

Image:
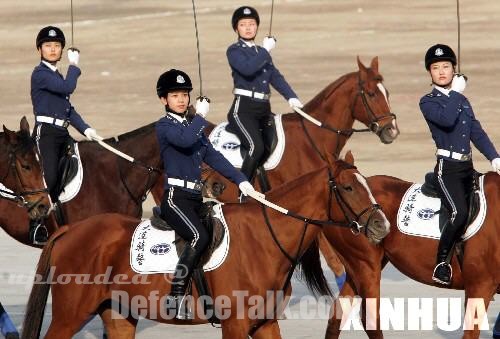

{"left": 99, "top": 304, "right": 138, "bottom": 339}
{"left": 325, "top": 275, "right": 357, "bottom": 339}
{"left": 318, "top": 233, "right": 346, "bottom": 289}
{"left": 220, "top": 318, "right": 251, "bottom": 339}
{"left": 357, "top": 269, "right": 384, "bottom": 339}
{"left": 252, "top": 321, "right": 282, "bottom": 339}
{"left": 462, "top": 282, "right": 496, "bottom": 339}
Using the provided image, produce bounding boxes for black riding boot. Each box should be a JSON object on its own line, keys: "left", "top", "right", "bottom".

{"left": 165, "top": 244, "right": 198, "bottom": 319}
{"left": 432, "top": 221, "right": 455, "bottom": 285}
{"left": 239, "top": 155, "right": 260, "bottom": 203}
{"left": 28, "top": 219, "right": 48, "bottom": 245}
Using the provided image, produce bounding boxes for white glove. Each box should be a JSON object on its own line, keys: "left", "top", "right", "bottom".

{"left": 67, "top": 48, "right": 80, "bottom": 66}
{"left": 262, "top": 36, "right": 276, "bottom": 52}
{"left": 288, "top": 98, "right": 304, "bottom": 109}
{"left": 492, "top": 158, "right": 500, "bottom": 174}
{"left": 84, "top": 128, "right": 103, "bottom": 141}
{"left": 238, "top": 181, "right": 265, "bottom": 199}
{"left": 450, "top": 74, "right": 467, "bottom": 94}
{"left": 195, "top": 97, "right": 210, "bottom": 118}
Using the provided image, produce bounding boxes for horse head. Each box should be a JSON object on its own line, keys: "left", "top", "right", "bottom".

{"left": 328, "top": 151, "right": 390, "bottom": 244}
{"left": 2, "top": 117, "right": 51, "bottom": 219}
{"left": 354, "top": 56, "right": 400, "bottom": 143}
{"left": 307, "top": 56, "right": 400, "bottom": 145}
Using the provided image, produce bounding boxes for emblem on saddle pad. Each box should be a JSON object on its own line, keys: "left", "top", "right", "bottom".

{"left": 150, "top": 243, "right": 171, "bottom": 255}
{"left": 222, "top": 142, "right": 239, "bottom": 151}
{"left": 416, "top": 208, "right": 436, "bottom": 221}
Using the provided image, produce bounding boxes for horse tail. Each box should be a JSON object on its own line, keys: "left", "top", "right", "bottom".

{"left": 297, "top": 237, "right": 333, "bottom": 298}
{"left": 21, "top": 226, "right": 69, "bottom": 339}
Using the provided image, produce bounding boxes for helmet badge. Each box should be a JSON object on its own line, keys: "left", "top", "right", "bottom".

{"left": 176, "top": 75, "right": 185, "bottom": 84}
{"left": 48, "top": 29, "right": 57, "bottom": 37}
{"left": 243, "top": 8, "right": 251, "bottom": 15}
{"left": 434, "top": 48, "right": 444, "bottom": 56}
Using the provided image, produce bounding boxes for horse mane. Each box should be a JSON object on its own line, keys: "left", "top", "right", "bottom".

{"left": 306, "top": 72, "right": 357, "bottom": 109}
{"left": 105, "top": 122, "right": 156, "bottom": 143}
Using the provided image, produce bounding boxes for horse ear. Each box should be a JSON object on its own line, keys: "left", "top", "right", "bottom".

{"left": 2, "top": 125, "right": 15, "bottom": 145}
{"left": 370, "top": 56, "right": 379, "bottom": 72}
{"left": 344, "top": 150, "right": 355, "bottom": 166}
{"left": 20, "top": 116, "right": 30, "bottom": 134}
{"left": 357, "top": 56, "right": 367, "bottom": 73}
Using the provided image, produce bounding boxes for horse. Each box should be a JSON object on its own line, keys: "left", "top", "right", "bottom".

{"left": 198, "top": 56, "right": 399, "bottom": 202}
{"left": 0, "top": 118, "right": 162, "bottom": 247}
{"left": 320, "top": 173, "right": 500, "bottom": 339}
{"left": 0, "top": 117, "right": 51, "bottom": 339}
{"left": 21, "top": 153, "right": 390, "bottom": 339}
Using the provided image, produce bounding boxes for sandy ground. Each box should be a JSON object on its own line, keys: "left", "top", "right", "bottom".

{"left": 0, "top": 0, "right": 499, "bottom": 337}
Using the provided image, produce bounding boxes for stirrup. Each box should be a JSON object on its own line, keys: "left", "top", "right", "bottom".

{"left": 432, "top": 262, "right": 452, "bottom": 285}
{"left": 165, "top": 294, "right": 193, "bottom": 320}
{"left": 30, "top": 223, "right": 48, "bottom": 245}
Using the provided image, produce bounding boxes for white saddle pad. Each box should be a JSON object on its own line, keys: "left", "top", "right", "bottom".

{"left": 208, "top": 114, "right": 285, "bottom": 170}
{"left": 130, "top": 204, "right": 230, "bottom": 274}
{"left": 0, "top": 182, "right": 15, "bottom": 199}
{"left": 396, "top": 175, "right": 486, "bottom": 241}
{"left": 59, "top": 143, "right": 83, "bottom": 203}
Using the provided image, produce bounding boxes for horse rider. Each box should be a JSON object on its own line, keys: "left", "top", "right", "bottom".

{"left": 155, "top": 69, "right": 262, "bottom": 317}
{"left": 30, "top": 26, "right": 103, "bottom": 244}
{"left": 226, "top": 6, "right": 303, "bottom": 197}
{"left": 420, "top": 44, "right": 500, "bottom": 285}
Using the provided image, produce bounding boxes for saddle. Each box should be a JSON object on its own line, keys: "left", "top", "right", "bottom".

{"left": 421, "top": 171, "right": 481, "bottom": 231}
{"left": 56, "top": 139, "right": 79, "bottom": 197}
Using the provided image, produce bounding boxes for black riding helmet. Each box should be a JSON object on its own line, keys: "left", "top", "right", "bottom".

{"left": 424, "top": 44, "right": 457, "bottom": 70}
{"left": 156, "top": 69, "right": 193, "bottom": 98}
{"left": 231, "top": 6, "right": 260, "bottom": 30}
{"left": 36, "top": 26, "right": 66, "bottom": 49}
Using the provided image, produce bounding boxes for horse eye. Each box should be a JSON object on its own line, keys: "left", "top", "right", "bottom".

{"left": 21, "top": 163, "right": 31, "bottom": 171}
{"left": 343, "top": 185, "right": 353, "bottom": 192}
{"left": 368, "top": 92, "right": 375, "bottom": 97}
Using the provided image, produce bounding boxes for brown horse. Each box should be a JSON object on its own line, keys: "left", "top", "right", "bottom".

{"left": 197, "top": 56, "right": 399, "bottom": 202}
{"left": 1, "top": 117, "right": 51, "bottom": 221}
{"left": 21, "top": 153, "right": 390, "bottom": 339}
{"left": 321, "top": 173, "right": 500, "bottom": 339}
{"left": 0, "top": 119, "right": 162, "bottom": 247}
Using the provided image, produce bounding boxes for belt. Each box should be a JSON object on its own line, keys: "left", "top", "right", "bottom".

{"left": 436, "top": 149, "right": 472, "bottom": 161}
{"left": 36, "top": 115, "right": 70, "bottom": 128}
{"left": 167, "top": 178, "right": 202, "bottom": 191}
{"left": 233, "top": 88, "right": 270, "bottom": 100}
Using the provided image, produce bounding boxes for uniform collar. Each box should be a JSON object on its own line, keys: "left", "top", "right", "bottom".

{"left": 41, "top": 60, "right": 58, "bottom": 72}
{"left": 433, "top": 85, "right": 450, "bottom": 97}
{"left": 239, "top": 38, "right": 256, "bottom": 48}
{"left": 167, "top": 112, "right": 187, "bottom": 123}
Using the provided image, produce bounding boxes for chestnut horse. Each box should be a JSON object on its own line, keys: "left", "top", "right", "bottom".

{"left": 320, "top": 173, "right": 500, "bottom": 339}
{"left": 22, "top": 154, "right": 390, "bottom": 339}
{"left": 0, "top": 119, "right": 162, "bottom": 247}
{"left": 197, "top": 56, "right": 399, "bottom": 202}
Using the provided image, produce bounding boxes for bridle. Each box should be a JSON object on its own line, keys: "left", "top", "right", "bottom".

{"left": 0, "top": 145, "right": 49, "bottom": 213}
{"left": 249, "top": 164, "right": 382, "bottom": 335}
{"left": 354, "top": 74, "right": 397, "bottom": 135}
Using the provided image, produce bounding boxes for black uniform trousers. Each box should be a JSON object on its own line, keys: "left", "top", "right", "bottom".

{"left": 32, "top": 123, "right": 71, "bottom": 202}
{"left": 160, "top": 187, "right": 209, "bottom": 256}
{"left": 227, "top": 95, "right": 273, "bottom": 181}
{"left": 434, "top": 158, "right": 474, "bottom": 256}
